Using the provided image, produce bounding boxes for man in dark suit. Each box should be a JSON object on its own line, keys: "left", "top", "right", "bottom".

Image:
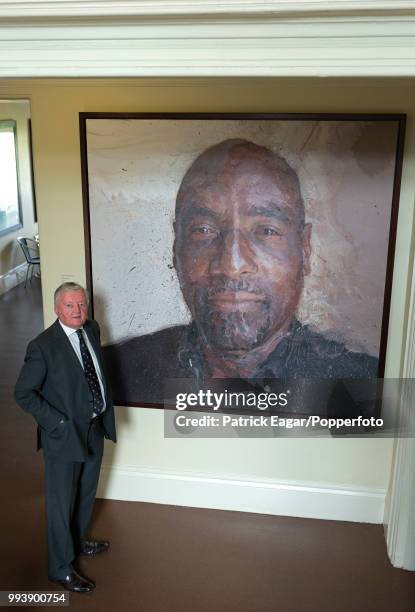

{"left": 15, "top": 282, "right": 116, "bottom": 593}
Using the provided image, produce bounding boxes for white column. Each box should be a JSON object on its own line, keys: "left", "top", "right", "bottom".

{"left": 387, "top": 238, "right": 415, "bottom": 570}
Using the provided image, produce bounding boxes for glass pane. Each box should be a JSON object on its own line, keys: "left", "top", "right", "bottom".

{"left": 0, "top": 121, "right": 21, "bottom": 233}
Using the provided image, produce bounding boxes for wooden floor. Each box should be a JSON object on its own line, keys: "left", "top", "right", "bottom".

{"left": 1, "top": 279, "right": 415, "bottom": 611}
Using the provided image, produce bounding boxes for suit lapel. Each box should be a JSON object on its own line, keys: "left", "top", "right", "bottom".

{"left": 52, "top": 319, "right": 87, "bottom": 379}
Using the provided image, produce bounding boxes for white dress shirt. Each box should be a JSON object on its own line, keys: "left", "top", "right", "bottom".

{"left": 59, "top": 320, "right": 106, "bottom": 416}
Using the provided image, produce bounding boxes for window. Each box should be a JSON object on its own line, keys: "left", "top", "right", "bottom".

{"left": 0, "top": 120, "right": 22, "bottom": 236}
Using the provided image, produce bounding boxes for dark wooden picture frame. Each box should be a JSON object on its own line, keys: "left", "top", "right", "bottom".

{"left": 79, "top": 113, "right": 405, "bottom": 408}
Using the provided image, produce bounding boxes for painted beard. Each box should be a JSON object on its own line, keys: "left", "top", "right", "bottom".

{"left": 190, "top": 284, "right": 273, "bottom": 352}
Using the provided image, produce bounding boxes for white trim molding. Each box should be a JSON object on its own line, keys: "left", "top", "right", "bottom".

{"left": 386, "top": 244, "right": 415, "bottom": 570}
{"left": 0, "top": 262, "right": 26, "bottom": 295}
{"left": 0, "top": 1, "right": 415, "bottom": 18}
{"left": 0, "top": 3, "right": 415, "bottom": 77}
{"left": 97, "top": 466, "right": 385, "bottom": 524}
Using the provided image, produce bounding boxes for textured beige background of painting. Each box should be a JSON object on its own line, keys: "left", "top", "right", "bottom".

{"left": 87, "top": 118, "right": 397, "bottom": 356}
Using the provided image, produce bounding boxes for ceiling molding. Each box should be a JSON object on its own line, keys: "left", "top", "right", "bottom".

{"left": 0, "top": 0, "right": 415, "bottom": 19}
{"left": 0, "top": 2, "right": 414, "bottom": 77}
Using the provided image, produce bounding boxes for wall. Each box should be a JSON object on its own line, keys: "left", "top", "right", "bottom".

{"left": 1, "top": 77, "right": 413, "bottom": 522}
{"left": 0, "top": 99, "right": 37, "bottom": 291}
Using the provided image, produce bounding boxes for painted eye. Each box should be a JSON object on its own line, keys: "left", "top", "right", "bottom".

{"left": 191, "top": 225, "right": 218, "bottom": 236}
{"left": 257, "top": 226, "right": 282, "bottom": 237}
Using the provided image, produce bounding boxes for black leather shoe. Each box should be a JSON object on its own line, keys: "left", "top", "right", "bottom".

{"left": 79, "top": 539, "right": 110, "bottom": 556}
{"left": 49, "top": 570, "right": 95, "bottom": 593}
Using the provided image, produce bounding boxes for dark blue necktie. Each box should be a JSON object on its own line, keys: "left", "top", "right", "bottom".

{"left": 76, "top": 329, "right": 104, "bottom": 415}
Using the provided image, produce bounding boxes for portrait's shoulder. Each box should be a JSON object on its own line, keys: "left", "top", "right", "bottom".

{"left": 101, "top": 324, "right": 192, "bottom": 378}
{"left": 294, "top": 323, "right": 379, "bottom": 378}
{"left": 101, "top": 324, "right": 192, "bottom": 405}
{"left": 102, "top": 325, "right": 190, "bottom": 358}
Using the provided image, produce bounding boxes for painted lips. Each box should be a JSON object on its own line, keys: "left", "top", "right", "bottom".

{"left": 208, "top": 291, "right": 266, "bottom": 308}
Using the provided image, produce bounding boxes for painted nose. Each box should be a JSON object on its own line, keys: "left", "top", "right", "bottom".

{"left": 209, "top": 230, "right": 258, "bottom": 277}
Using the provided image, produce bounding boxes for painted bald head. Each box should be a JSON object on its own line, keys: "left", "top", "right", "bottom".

{"left": 174, "top": 139, "right": 311, "bottom": 353}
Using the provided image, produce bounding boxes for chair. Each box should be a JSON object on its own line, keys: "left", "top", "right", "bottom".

{"left": 17, "top": 237, "right": 40, "bottom": 288}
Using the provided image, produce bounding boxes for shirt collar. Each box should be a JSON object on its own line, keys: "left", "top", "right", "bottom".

{"left": 58, "top": 319, "right": 84, "bottom": 337}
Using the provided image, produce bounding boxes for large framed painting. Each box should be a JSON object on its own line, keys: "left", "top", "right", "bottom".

{"left": 80, "top": 113, "right": 405, "bottom": 409}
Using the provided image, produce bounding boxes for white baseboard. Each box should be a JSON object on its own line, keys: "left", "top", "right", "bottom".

{"left": 97, "top": 466, "right": 385, "bottom": 524}
{"left": 0, "top": 263, "right": 27, "bottom": 295}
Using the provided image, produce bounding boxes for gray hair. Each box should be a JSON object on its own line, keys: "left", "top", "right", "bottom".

{"left": 54, "top": 282, "right": 89, "bottom": 307}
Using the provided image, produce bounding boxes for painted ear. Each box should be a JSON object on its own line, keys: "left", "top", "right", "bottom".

{"left": 302, "top": 223, "right": 312, "bottom": 276}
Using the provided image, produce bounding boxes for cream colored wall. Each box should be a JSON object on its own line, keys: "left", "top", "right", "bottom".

{"left": 1, "top": 77, "right": 413, "bottom": 491}
{"left": 0, "top": 99, "right": 37, "bottom": 277}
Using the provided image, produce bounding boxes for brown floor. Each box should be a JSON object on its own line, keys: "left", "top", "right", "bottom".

{"left": 1, "top": 279, "right": 415, "bottom": 611}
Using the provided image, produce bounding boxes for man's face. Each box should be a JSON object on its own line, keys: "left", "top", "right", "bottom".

{"left": 174, "top": 152, "right": 311, "bottom": 353}
{"left": 55, "top": 290, "right": 88, "bottom": 329}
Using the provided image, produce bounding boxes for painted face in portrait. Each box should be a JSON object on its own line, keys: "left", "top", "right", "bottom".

{"left": 55, "top": 290, "right": 89, "bottom": 329}
{"left": 173, "top": 139, "right": 312, "bottom": 354}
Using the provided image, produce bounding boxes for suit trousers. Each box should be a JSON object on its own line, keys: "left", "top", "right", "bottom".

{"left": 44, "top": 416, "right": 104, "bottom": 579}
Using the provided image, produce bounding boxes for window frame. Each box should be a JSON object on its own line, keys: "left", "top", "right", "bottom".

{"left": 0, "top": 119, "right": 23, "bottom": 237}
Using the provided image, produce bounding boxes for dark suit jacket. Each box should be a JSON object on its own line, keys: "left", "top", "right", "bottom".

{"left": 14, "top": 318, "right": 116, "bottom": 462}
